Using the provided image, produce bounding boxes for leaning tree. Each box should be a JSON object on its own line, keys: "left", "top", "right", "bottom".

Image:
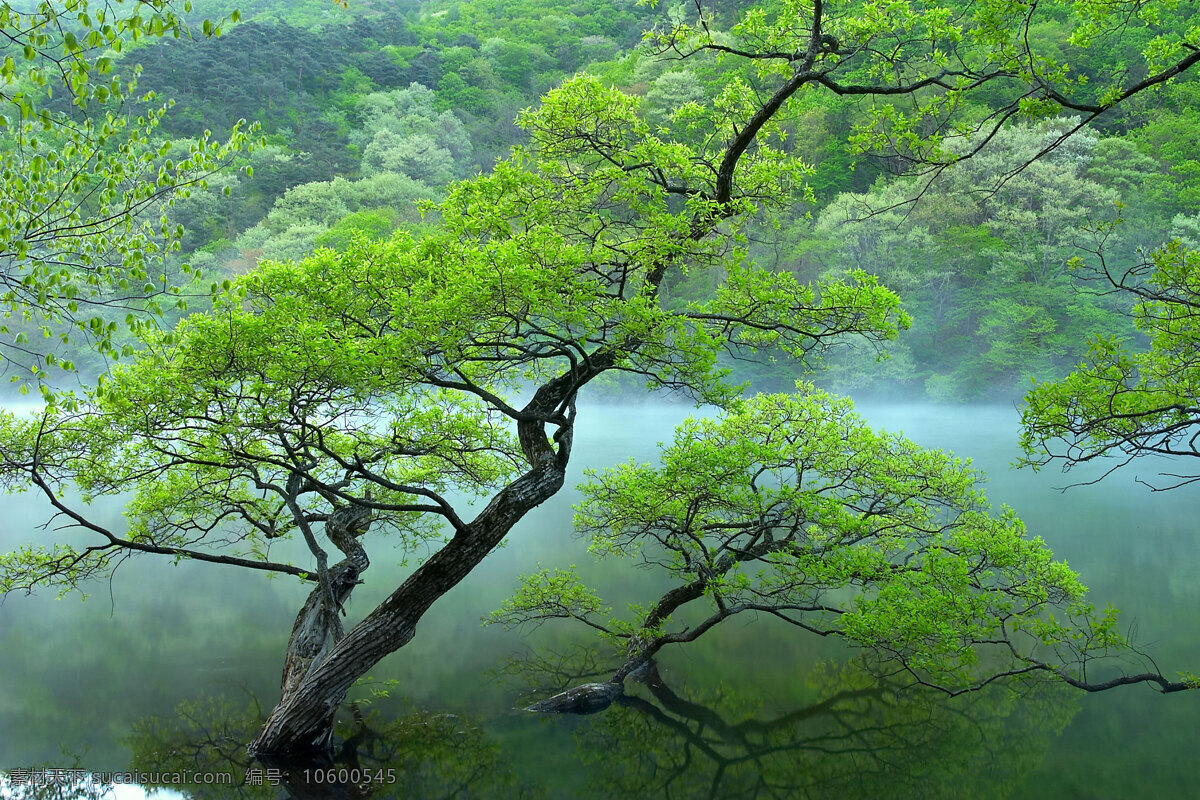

{"left": 1, "top": 0, "right": 1198, "bottom": 759}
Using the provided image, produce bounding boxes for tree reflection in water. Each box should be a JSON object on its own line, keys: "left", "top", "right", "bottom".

{"left": 508, "top": 649, "right": 1078, "bottom": 800}
{"left": 123, "top": 695, "right": 540, "bottom": 800}
{"left": 0, "top": 769, "right": 115, "bottom": 800}
{"left": 107, "top": 654, "right": 1076, "bottom": 800}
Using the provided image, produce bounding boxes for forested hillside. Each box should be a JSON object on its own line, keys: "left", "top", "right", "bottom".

{"left": 26, "top": 0, "right": 1200, "bottom": 400}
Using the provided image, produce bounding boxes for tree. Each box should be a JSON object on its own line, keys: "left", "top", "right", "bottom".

{"left": 0, "top": 1, "right": 253, "bottom": 381}
{"left": 352, "top": 83, "right": 474, "bottom": 184}
{"left": 361, "top": 130, "right": 456, "bottom": 184}
{"left": 804, "top": 119, "right": 1152, "bottom": 399}
{"left": 1021, "top": 230, "right": 1200, "bottom": 487}
{"left": 495, "top": 390, "right": 1194, "bottom": 716}
{"left": 229, "top": 171, "right": 436, "bottom": 266}
{"left": 1, "top": 0, "right": 1198, "bottom": 761}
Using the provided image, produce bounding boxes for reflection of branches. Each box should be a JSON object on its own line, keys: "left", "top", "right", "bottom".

{"left": 555, "top": 657, "right": 1076, "bottom": 800}
{"left": 125, "top": 695, "right": 543, "bottom": 800}
{"left": 1, "top": 764, "right": 112, "bottom": 800}
{"left": 492, "top": 644, "right": 618, "bottom": 708}
{"left": 124, "top": 694, "right": 268, "bottom": 800}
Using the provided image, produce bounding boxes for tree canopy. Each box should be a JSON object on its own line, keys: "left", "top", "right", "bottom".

{"left": 495, "top": 388, "right": 1195, "bottom": 717}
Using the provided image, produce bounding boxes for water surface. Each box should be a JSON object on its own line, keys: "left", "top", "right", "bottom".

{"left": 1, "top": 401, "right": 1196, "bottom": 798}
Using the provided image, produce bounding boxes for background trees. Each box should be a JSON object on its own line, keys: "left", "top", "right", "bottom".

{"left": 805, "top": 120, "right": 1139, "bottom": 399}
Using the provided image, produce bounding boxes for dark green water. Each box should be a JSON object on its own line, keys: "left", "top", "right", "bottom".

{"left": 1, "top": 402, "right": 1197, "bottom": 798}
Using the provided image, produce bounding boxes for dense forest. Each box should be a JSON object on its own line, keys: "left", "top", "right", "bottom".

{"left": 159, "top": 0, "right": 1200, "bottom": 401}
{"left": 8, "top": 0, "right": 1197, "bottom": 400}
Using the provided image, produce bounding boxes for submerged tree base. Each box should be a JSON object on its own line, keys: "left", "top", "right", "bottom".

{"left": 524, "top": 680, "right": 625, "bottom": 714}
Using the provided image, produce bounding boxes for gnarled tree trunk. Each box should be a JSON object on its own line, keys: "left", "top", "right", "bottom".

{"left": 249, "top": 411, "right": 572, "bottom": 757}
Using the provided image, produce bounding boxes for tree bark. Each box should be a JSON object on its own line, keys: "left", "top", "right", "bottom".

{"left": 249, "top": 415, "right": 571, "bottom": 757}
{"left": 268, "top": 502, "right": 373, "bottom": 754}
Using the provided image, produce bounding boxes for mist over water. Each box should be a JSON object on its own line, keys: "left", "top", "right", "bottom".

{"left": 1, "top": 401, "right": 1197, "bottom": 798}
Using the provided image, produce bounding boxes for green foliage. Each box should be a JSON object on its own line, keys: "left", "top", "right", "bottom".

{"left": 0, "top": 1, "right": 253, "bottom": 380}
{"left": 527, "top": 387, "right": 1116, "bottom": 688}
{"left": 0, "top": 62, "right": 908, "bottom": 598}
{"left": 313, "top": 209, "right": 401, "bottom": 251}
{"left": 355, "top": 83, "right": 473, "bottom": 183}
{"left": 488, "top": 566, "right": 610, "bottom": 629}
{"left": 230, "top": 171, "right": 436, "bottom": 265}
{"left": 784, "top": 119, "right": 1147, "bottom": 399}
{"left": 1021, "top": 236, "right": 1200, "bottom": 485}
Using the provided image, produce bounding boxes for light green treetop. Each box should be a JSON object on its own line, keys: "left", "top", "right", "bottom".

{"left": 0, "top": 72, "right": 907, "bottom": 605}
{"left": 493, "top": 388, "right": 1192, "bottom": 696}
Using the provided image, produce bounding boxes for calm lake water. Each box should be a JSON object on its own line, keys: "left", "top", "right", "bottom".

{"left": 1, "top": 401, "right": 1198, "bottom": 798}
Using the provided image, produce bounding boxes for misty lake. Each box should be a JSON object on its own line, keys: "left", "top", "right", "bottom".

{"left": 1, "top": 402, "right": 1198, "bottom": 799}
